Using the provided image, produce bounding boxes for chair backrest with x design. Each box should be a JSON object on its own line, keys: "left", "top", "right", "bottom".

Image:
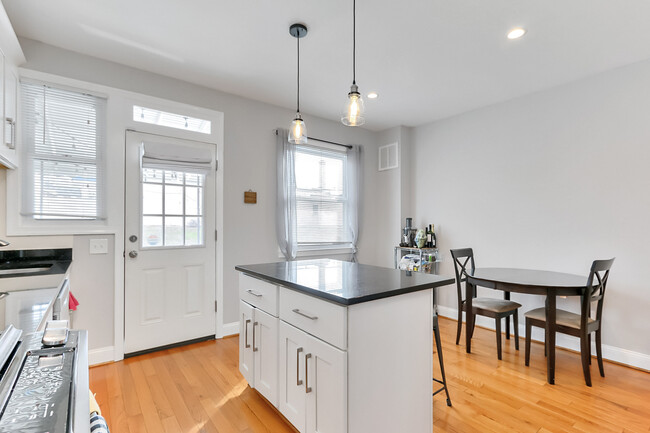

{"left": 450, "top": 248, "right": 476, "bottom": 303}
{"left": 582, "top": 258, "right": 615, "bottom": 328}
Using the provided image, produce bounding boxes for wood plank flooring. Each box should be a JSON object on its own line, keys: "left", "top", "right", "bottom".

{"left": 90, "top": 318, "right": 650, "bottom": 433}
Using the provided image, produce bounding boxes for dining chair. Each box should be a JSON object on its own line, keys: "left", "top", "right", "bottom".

{"left": 450, "top": 248, "right": 521, "bottom": 360}
{"left": 524, "top": 258, "right": 614, "bottom": 386}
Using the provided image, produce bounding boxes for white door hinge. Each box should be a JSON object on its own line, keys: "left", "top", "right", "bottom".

{"left": 215, "top": 230, "right": 218, "bottom": 242}
{"left": 215, "top": 160, "right": 219, "bottom": 171}
{"left": 214, "top": 301, "right": 218, "bottom": 312}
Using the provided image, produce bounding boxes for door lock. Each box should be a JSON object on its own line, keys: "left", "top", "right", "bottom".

{"left": 128, "top": 250, "right": 138, "bottom": 258}
{"left": 129, "top": 235, "right": 138, "bottom": 243}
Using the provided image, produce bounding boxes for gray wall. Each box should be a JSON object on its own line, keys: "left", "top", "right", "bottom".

{"left": 411, "top": 57, "right": 650, "bottom": 362}
{"left": 2, "top": 38, "right": 383, "bottom": 349}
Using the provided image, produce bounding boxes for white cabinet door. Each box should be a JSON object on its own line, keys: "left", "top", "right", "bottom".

{"left": 239, "top": 300, "right": 255, "bottom": 385}
{"left": 253, "top": 307, "right": 278, "bottom": 407}
{"left": 279, "top": 321, "right": 307, "bottom": 433}
{"left": 305, "top": 331, "right": 347, "bottom": 433}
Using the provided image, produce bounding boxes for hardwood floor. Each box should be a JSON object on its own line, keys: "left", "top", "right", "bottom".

{"left": 90, "top": 317, "right": 650, "bottom": 433}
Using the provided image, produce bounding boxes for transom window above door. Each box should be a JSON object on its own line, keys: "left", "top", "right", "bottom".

{"left": 141, "top": 168, "right": 205, "bottom": 248}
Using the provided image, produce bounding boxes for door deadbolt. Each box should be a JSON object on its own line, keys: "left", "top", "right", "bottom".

{"left": 129, "top": 235, "right": 138, "bottom": 243}
{"left": 128, "top": 250, "right": 138, "bottom": 258}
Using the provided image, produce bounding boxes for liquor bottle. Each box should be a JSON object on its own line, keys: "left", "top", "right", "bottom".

{"left": 431, "top": 224, "right": 437, "bottom": 248}
{"left": 426, "top": 225, "right": 432, "bottom": 248}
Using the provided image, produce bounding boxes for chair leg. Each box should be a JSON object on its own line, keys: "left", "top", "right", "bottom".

{"left": 495, "top": 318, "right": 502, "bottom": 360}
{"left": 525, "top": 318, "right": 531, "bottom": 366}
{"left": 544, "top": 339, "right": 547, "bottom": 357}
{"left": 505, "top": 313, "right": 510, "bottom": 340}
{"left": 456, "top": 305, "right": 463, "bottom": 345}
{"left": 433, "top": 316, "right": 452, "bottom": 407}
{"left": 513, "top": 310, "right": 519, "bottom": 351}
{"left": 580, "top": 331, "right": 592, "bottom": 387}
{"left": 596, "top": 329, "right": 605, "bottom": 377}
{"left": 587, "top": 334, "right": 592, "bottom": 365}
{"left": 470, "top": 314, "right": 477, "bottom": 339}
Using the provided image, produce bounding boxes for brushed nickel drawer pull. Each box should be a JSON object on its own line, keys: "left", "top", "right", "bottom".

{"left": 292, "top": 309, "right": 318, "bottom": 320}
{"left": 296, "top": 347, "right": 303, "bottom": 386}
{"left": 0, "top": 292, "right": 8, "bottom": 301}
{"left": 305, "top": 353, "right": 312, "bottom": 393}
{"left": 244, "top": 319, "right": 251, "bottom": 348}
{"left": 246, "top": 289, "right": 263, "bottom": 297}
{"left": 252, "top": 321, "right": 259, "bottom": 352}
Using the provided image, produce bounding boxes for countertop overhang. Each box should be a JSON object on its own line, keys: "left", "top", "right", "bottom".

{"left": 235, "top": 259, "right": 455, "bottom": 306}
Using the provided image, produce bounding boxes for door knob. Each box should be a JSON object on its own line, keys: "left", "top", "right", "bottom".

{"left": 128, "top": 250, "right": 138, "bottom": 258}
{"left": 129, "top": 235, "right": 138, "bottom": 243}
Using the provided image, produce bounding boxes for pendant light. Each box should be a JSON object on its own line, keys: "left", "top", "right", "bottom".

{"left": 341, "top": 0, "right": 365, "bottom": 126}
{"left": 289, "top": 23, "right": 308, "bottom": 144}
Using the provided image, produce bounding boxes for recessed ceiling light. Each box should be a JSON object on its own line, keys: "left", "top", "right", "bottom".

{"left": 507, "top": 28, "right": 527, "bottom": 40}
{"left": 367, "top": 92, "right": 378, "bottom": 99}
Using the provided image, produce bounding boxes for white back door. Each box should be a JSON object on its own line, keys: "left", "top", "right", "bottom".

{"left": 124, "top": 131, "right": 216, "bottom": 354}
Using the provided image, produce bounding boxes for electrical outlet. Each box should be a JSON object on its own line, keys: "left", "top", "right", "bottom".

{"left": 89, "top": 239, "right": 108, "bottom": 255}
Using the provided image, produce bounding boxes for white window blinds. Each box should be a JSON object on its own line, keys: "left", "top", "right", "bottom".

{"left": 294, "top": 144, "right": 350, "bottom": 246}
{"left": 20, "top": 82, "right": 107, "bottom": 220}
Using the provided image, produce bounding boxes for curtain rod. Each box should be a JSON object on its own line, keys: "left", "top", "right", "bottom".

{"left": 274, "top": 129, "right": 353, "bottom": 149}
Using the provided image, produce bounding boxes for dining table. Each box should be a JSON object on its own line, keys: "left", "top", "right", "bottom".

{"left": 464, "top": 267, "right": 588, "bottom": 384}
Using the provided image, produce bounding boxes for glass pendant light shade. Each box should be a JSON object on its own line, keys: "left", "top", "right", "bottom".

{"left": 341, "top": 83, "right": 365, "bottom": 126}
{"left": 288, "top": 23, "right": 308, "bottom": 144}
{"left": 289, "top": 113, "right": 308, "bottom": 144}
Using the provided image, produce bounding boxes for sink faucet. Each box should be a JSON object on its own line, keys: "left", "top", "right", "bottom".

{"left": 0, "top": 239, "right": 9, "bottom": 247}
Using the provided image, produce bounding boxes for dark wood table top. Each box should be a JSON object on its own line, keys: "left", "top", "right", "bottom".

{"left": 466, "top": 268, "right": 587, "bottom": 294}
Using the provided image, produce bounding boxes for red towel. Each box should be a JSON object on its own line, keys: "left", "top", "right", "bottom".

{"left": 69, "top": 292, "right": 79, "bottom": 311}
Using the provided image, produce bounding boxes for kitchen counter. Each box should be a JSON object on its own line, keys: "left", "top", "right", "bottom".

{"left": 0, "top": 249, "right": 72, "bottom": 335}
{"left": 0, "top": 248, "right": 72, "bottom": 280}
{"left": 235, "top": 258, "right": 454, "bottom": 305}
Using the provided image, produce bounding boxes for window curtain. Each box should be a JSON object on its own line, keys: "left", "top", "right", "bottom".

{"left": 276, "top": 129, "right": 298, "bottom": 260}
{"left": 346, "top": 145, "right": 361, "bottom": 261}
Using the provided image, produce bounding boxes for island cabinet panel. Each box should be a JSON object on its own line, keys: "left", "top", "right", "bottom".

{"left": 239, "top": 294, "right": 280, "bottom": 407}
{"left": 347, "top": 289, "right": 433, "bottom": 433}
{"left": 279, "top": 287, "right": 347, "bottom": 350}
{"left": 279, "top": 321, "right": 347, "bottom": 433}
{"left": 239, "top": 274, "right": 279, "bottom": 316}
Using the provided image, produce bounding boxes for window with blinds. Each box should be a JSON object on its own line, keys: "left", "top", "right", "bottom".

{"left": 294, "top": 144, "right": 350, "bottom": 247}
{"left": 20, "top": 82, "right": 107, "bottom": 220}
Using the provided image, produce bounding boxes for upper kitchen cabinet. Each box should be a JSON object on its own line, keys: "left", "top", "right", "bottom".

{"left": 0, "top": 2, "right": 25, "bottom": 169}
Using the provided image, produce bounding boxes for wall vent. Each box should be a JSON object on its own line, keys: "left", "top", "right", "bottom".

{"left": 378, "top": 142, "right": 398, "bottom": 171}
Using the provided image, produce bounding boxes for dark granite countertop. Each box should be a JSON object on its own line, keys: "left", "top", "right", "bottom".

{"left": 235, "top": 259, "right": 455, "bottom": 306}
{"left": 0, "top": 248, "right": 72, "bottom": 279}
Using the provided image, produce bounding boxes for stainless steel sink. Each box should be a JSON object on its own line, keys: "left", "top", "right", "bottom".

{"left": 0, "top": 266, "right": 52, "bottom": 275}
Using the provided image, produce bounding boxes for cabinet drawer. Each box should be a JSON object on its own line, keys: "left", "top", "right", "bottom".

{"left": 239, "top": 274, "right": 279, "bottom": 317}
{"left": 280, "top": 287, "right": 347, "bottom": 350}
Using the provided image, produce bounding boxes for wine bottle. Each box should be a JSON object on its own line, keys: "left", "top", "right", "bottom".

{"left": 431, "top": 224, "right": 437, "bottom": 248}
{"left": 426, "top": 225, "right": 432, "bottom": 248}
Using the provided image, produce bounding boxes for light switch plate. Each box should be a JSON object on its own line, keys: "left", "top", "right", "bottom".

{"left": 89, "top": 238, "right": 108, "bottom": 254}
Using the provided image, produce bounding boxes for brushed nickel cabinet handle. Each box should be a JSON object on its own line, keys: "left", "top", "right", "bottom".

{"left": 0, "top": 292, "right": 9, "bottom": 301}
{"left": 252, "top": 321, "right": 259, "bottom": 352}
{"left": 305, "top": 353, "right": 312, "bottom": 393}
{"left": 244, "top": 319, "right": 251, "bottom": 348}
{"left": 292, "top": 309, "right": 318, "bottom": 320}
{"left": 296, "top": 347, "right": 303, "bottom": 386}
{"left": 246, "top": 289, "right": 263, "bottom": 297}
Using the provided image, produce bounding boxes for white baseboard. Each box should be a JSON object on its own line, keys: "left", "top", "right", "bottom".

{"left": 436, "top": 306, "right": 650, "bottom": 371}
{"left": 220, "top": 321, "right": 239, "bottom": 338}
{"left": 88, "top": 346, "right": 115, "bottom": 366}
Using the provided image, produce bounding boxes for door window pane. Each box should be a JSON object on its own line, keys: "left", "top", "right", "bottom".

{"left": 141, "top": 168, "right": 206, "bottom": 248}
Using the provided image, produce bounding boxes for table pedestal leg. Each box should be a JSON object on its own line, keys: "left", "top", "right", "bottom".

{"left": 546, "top": 291, "right": 557, "bottom": 384}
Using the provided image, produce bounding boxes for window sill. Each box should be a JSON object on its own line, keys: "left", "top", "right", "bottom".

{"left": 277, "top": 245, "right": 355, "bottom": 259}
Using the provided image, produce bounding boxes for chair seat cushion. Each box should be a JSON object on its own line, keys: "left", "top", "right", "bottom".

{"left": 467, "top": 297, "right": 521, "bottom": 313}
{"left": 525, "top": 307, "right": 595, "bottom": 329}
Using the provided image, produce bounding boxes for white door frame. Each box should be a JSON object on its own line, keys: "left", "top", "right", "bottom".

{"left": 114, "top": 96, "right": 224, "bottom": 361}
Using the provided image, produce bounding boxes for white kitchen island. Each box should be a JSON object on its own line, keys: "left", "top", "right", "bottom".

{"left": 235, "top": 259, "right": 454, "bottom": 433}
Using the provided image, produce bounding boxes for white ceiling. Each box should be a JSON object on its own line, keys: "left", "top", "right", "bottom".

{"left": 4, "top": 0, "right": 650, "bottom": 130}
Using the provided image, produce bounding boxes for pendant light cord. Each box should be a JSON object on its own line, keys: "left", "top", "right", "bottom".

{"left": 297, "top": 35, "right": 300, "bottom": 113}
{"left": 352, "top": 0, "right": 356, "bottom": 85}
